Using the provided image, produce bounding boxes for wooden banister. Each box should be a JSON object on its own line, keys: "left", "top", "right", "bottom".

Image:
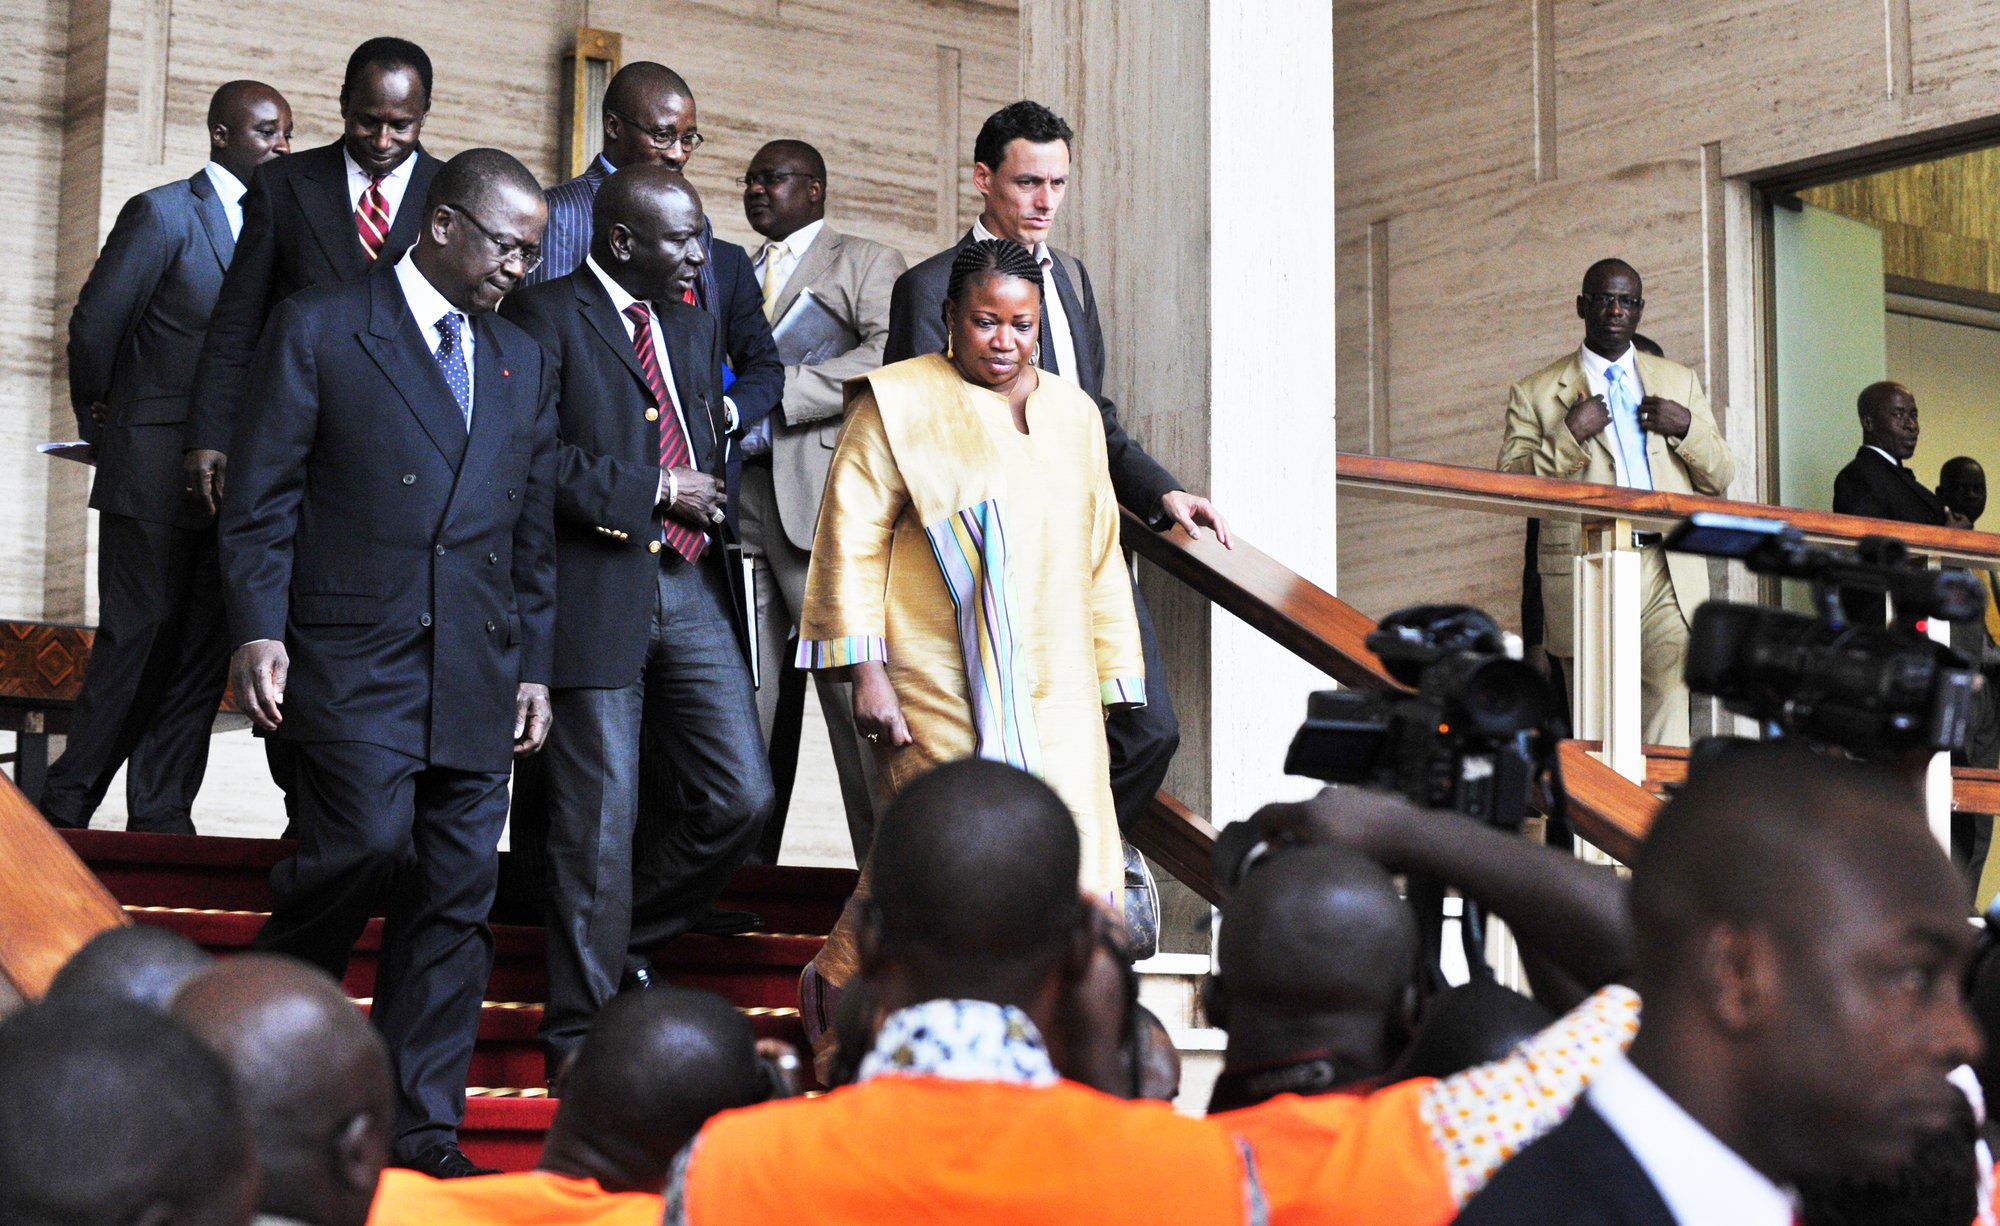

{"left": 1121, "top": 509, "right": 1401, "bottom": 691}
{"left": 1338, "top": 453, "right": 2000, "bottom": 569}
{"left": 1554, "top": 742, "right": 1658, "bottom": 863}
{"left": 0, "top": 770, "right": 127, "bottom": 999}
{"left": 1130, "top": 791, "right": 1225, "bottom": 905}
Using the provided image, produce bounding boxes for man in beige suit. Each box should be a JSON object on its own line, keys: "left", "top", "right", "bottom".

{"left": 738, "top": 138, "right": 906, "bottom": 858}
{"left": 1498, "top": 259, "right": 1735, "bottom": 744}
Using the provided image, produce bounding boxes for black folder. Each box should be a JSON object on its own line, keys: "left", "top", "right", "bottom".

{"left": 771, "top": 288, "right": 861, "bottom": 366}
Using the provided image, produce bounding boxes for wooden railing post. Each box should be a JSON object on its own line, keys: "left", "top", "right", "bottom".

{"left": 1573, "top": 517, "right": 1647, "bottom": 790}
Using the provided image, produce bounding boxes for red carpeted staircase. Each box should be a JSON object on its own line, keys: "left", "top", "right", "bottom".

{"left": 60, "top": 829, "right": 854, "bottom": 1171}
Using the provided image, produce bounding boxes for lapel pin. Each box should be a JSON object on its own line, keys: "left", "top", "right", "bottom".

{"left": 502, "top": 369, "right": 511, "bottom": 377}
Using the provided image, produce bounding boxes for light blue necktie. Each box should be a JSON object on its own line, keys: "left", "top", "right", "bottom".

{"left": 435, "top": 312, "right": 471, "bottom": 428}
{"left": 1603, "top": 364, "right": 1651, "bottom": 491}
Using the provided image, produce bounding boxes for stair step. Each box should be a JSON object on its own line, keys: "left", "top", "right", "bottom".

{"left": 126, "top": 906, "right": 824, "bottom": 1007}
{"left": 64, "top": 829, "right": 859, "bottom": 934}
{"left": 351, "top": 998, "right": 809, "bottom": 1091}
{"left": 461, "top": 1093, "right": 558, "bottom": 1172}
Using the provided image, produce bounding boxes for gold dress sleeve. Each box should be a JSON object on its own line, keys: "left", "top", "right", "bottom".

{"left": 795, "top": 392, "right": 907, "bottom": 669}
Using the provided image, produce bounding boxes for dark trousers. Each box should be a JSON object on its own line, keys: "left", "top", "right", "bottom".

{"left": 1107, "top": 580, "right": 1180, "bottom": 834}
{"left": 252, "top": 738, "right": 510, "bottom": 1155}
{"left": 40, "top": 514, "right": 230, "bottom": 832}
{"left": 539, "top": 554, "right": 773, "bottom": 1075}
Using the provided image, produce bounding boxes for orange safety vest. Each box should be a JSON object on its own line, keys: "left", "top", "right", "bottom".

{"left": 366, "top": 1167, "right": 664, "bottom": 1226}
{"left": 1214, "top": 1083, "right": 1456, "bottom": 1226}
{"left": 684, "top": 1076, "right": 1256, "bottom": 1225}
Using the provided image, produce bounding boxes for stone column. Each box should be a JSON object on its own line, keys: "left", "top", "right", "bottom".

{"left": 1020, "top": 2, "right": 1338, "bottom": 836}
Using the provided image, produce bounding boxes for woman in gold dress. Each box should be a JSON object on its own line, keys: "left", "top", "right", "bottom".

{"left": 794, "top": 239, "right": 1146, "bottom": 1059}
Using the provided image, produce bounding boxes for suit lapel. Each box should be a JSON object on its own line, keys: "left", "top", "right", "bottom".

{"left": 1042, "top": 254, "right": 1085, "bottom": 375}
{"left": 357, "top": 266, "right": 469, "bottom": 469}
{"left": 773, "top": 228, "right": 841, "bottom": 322}
{"left": 382, "top": 151, "right": 439, "bottom": 260}
{"left": 296, "top": 142, "right": 368, "bottom": 280}
{"left": 446, "top": 314, "right": 512, "bottom": 522}
{"left": 187, "top": 171, "right": 235, "bottom": 269}
{"left": 575, "top": 272, "right": 651, "bottom": 390}
{"left": 662, "top": 306, "right": 720, "bottom": 470}
{"left": 1554, "top": 356, "right": 1622, "bottom": 475}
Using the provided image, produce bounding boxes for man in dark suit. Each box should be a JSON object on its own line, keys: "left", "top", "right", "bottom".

{"left": 41, "top": 81, "right": 292, "bottom": 833}
{"left": 522, "top": 61, "right": 782, "bottom": 530}
{"left": 501, "top": 165, "right": 772, "bottom": 1083}
{"left": 884, "top": 102, "right": 1229, "bottom": 937}
{"left": 187, "top": 37, "right": 444, "bottom": 511}
{"left": 1831, "top": 381, "right": 1961, "bottom": 626}
{"left": 1459, "top": 743, "right": 1980, "bottom": 1224}
{"left": 219, "top": 148, "right": 557, "bottom": 1179}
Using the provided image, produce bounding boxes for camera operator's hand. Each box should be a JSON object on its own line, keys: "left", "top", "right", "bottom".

{"left": 1249, "top": 785, "right": 1424, "bottom": 866}
{"left": 1564, "top": 393, "right": 1610, "bottom": 446}
{"left": 1637, "top": 395, "right": 1691, "bottom": 439}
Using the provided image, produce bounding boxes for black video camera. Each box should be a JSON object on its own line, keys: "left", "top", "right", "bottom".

{"left": 1278, "top": 605, "right": 1569, "bottom": 832}
{"left": 1665, "top": 512, "right": 1984, "bottom": 756}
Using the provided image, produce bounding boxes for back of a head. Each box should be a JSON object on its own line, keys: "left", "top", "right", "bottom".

{"left": 1630, "top": 740, "right": 1931, "bottom": 999}
{"left": 1396, "top": 978, "right": 1555, "bottom": 1081}
{"left": 424, "top": 147, "right": 541, "bottom": 217}
{"left": 867, "top": 760, "right": 1084, "bottom": 994}
{"left": 591, "top": 162, "right": 696, "bottom": 239}
{"left": 1217, "top": 843, "right": 1416, "bottom": 1023}
{"left": 43, "top": 924, "right": 212, "bottom": 1011}
{"left": 555, "top": 987, "right": 765, "bottom": 1175}
{"left": 0, "top": 999, "right": 254, "bottom": 1226}
{"left": 170, "top": 955, "right": 392, "bottom": 1226}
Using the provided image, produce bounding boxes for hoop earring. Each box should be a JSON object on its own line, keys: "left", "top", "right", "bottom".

{"left": 1030, "top": 344, "right": 1041, "bottom": 366}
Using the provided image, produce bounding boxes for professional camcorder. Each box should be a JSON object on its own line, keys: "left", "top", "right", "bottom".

{"left": 1210, "top": 605, "right": 1571, "bottom": 893}
{"left": 1666, "top": 512, "right": 1984, "bottom": 757}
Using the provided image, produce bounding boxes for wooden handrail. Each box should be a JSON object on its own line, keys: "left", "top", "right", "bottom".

{"left": 0, "top": 770, "right": 127, "bottom": 998}
{"left": 1130, "top": 791, "right": 1225, "bottom": 905}
{"left": 1338, "top": 453, "right": 2000, "bottom": 569}
{"left": 1121, "top": 509, "right": 1401, "bottom": 691}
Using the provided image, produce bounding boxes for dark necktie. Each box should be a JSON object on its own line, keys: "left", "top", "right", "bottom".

{"left": 624, "top": 303, "right": 705, "bottom": 564}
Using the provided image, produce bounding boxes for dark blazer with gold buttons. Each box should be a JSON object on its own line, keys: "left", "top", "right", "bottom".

{"left": 218, "top": 261, "right": 559, "bottom": 772}
{"left": 500, "top": 266, "right": 730, "bottom": 689}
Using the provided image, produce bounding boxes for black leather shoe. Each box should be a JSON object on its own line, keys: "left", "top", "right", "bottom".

{"left": 399, "top": 1140, "right": 498, "bottom": 1179}
{"left": 620, "top": 963, "right": 659, "bottom": 992}
{"left": 691, "top": 907, "right": 764, "bottom": 936}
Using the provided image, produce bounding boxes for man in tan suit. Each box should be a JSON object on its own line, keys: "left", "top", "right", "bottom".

{"left": 1498, "top": 259, "right": 1735, "bottom": 744}
{"left": 738, "top": 138, "right": 906, "bottom": 858}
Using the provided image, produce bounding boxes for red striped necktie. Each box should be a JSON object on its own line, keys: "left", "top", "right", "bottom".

{"left": 624, "top": 302, "right": 705, "bottom": 564}
{"left": 356, "top": 175, "right": 391, "bottom": 263}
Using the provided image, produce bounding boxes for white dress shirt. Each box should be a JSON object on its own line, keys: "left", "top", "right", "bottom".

{"left": 394, "top": 248, "right": 473, "bottom": 420}
{"left": 202, "top": 161, "right": 249, "bottom": 240}
{"left": 344, "top": 148, "right": 419, "bottom": 220}
{"left": 972, "top": 216, "right": 1079, "bottom": 380}
{"left": 1577, "top": 343, "right": 1652, "bottom": 491}
{"left": 1586, "top": 1054, "right": 1797, "bottom": 1226}
{"left": 1865, "top": 444, "right": 1903, "bottom": 468}
{"left": 585, "top": 256, "right": 702, "bottom": 513}
{"left": 753, "top": 217, "right": 824, "bottom": 308}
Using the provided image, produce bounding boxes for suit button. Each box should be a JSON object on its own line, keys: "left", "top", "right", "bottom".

{"left": 434, "top": 544, "right": 445, "bottom": 556}
{"left": 485, "top": 619, "right": 497, "bottom": 633}
{"left": 645, "top": 408, "right": 660, "bottom": 422}
{"left": 419, "top": 613, "right": 432, "bottom": 628}
{"left": 507, "top": 488, "right": 517, "bottom": 500}
{"left": 401, "top": 474, "right": 416, "bottom": 486}
{"left": 648, "top": 540, "right": 662, "bottom": 554}
{"left": 487, "top": 552, "right": 498, "bottom": 565}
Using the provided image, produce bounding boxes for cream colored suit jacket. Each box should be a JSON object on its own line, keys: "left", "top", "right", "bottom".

{"left": 1498, "top": 350, "right": 1736, "bottom": 657}
{"left": 764, "top": 226, "right": 907, "bottom": 551}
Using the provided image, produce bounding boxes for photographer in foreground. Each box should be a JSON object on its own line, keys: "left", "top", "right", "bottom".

{"left": 1204, "top": 784, "right": 1637, "bottom": 1225}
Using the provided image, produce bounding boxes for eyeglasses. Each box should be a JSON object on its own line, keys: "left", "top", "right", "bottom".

{"left": 607, "top": 110, "right": 704, "bottom": 153}
{"left": 446, "top": 202, "right": 544, "bottom": 274}
{"left": 1582, "top": 292, "right": 1644, "bottom": 311}
{"left": 737, "top": 170, "right": 814, "bottom": 189}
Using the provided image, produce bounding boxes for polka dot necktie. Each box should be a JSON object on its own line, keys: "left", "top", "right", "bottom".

{"left": 433, "top": 312, "right": 470, "bottom": 428}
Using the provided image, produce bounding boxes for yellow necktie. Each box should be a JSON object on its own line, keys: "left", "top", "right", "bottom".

{"left": 760, "top": 241, "right": 789, "bottom": 322}
{"left": 1983, "top": 571, "right": 2000, "bottom": 648}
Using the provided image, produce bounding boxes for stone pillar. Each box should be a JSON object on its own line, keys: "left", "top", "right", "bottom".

{"left": 1020, "top": 3, "right": 1338, "bottom": 835}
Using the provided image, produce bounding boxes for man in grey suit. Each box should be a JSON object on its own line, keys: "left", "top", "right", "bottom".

{"left": 737, "top": 139, "right": 905, "bottom": 861}
{"left": 43, "top": 80, "right": 293, "bottom": 832}
{"left": 885, "top": 103, "right": 1229, "bottom": 940}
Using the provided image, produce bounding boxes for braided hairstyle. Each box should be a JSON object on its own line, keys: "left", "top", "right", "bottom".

{"left": 940, "top": 238, "right": 1044, "bottom": 347}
